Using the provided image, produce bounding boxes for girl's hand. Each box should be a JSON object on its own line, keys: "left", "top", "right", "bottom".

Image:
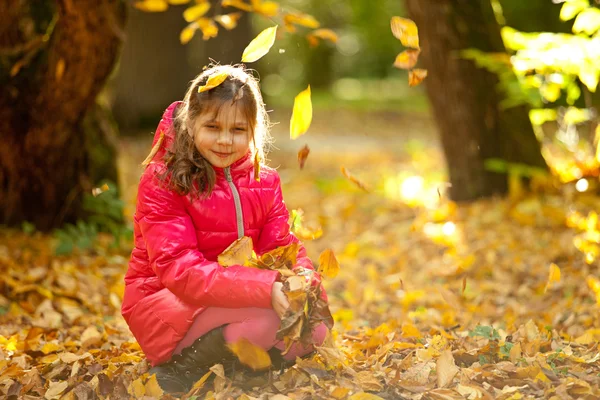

{"left": 271, "top": 282, "right": 290, "bottom": 318}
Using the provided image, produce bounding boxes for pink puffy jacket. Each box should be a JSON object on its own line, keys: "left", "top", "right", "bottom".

{"left": 121, "top": 102, "right": 317, "bottom": 366}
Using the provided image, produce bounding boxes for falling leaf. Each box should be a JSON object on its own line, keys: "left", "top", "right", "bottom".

{"left": 142, "top": 131, "right": 165, "bottom": 167}
{"left": 218, "top": 236, "right": 254, "bottom": 267}
{"left": 318, "top": 249, "right": 340, "bottom": 279}
{"left": 222, "top": 0, "right": 253, "bottom": 12}
{"left": 391, "top": 16, "right": 419, "bottom": 49}
{"left": 297, "top": 145, "right": 310, "bottom": 169}
{"left": 214, "top": 12, "right": 242, "bottom": 30}
{"left": 252, "top": 0, "right": 279, "bottom": 17}
{"left": 545, "top": 263, "right": 561, "bottom": 293}
{"left": 394, "top": 49, "right": 420, "bottom": 70}
{"left": 242, "top": 25, "right": 278, "bottom": 63}
{"left": 134, "top": 0, "right": 168, "bottom": 12}
{"left": 55, "top": 59, "right": 65, "bottom": 81}
{"left": 461, "top": 277, "right": 467, "bottom": 294}
{"left": 92, "top": 183, "right": 110, "bottom": 197}
{"left": 198, "top": 18, "right": 219, "bottom": 40}
{"left": 180, "top": 22, "right": 198, "bottom": 44}
{"left": 183, "top": 2, "right": 210, "bottom": 22}
{"left": 340, "top": 166, "right": 369, "bottom": 192}
{"left": 283, "top": 12, "right": 320, "bottom": 29}
{"left": 199, "top": 71, "right": 229, "bottom": 93}
{"left": 437, "top": 349, "right": 459, "bottom": 388}
{"left": 306, "top": 29, "right": 339, "bottom": 47}
{"left": 409, "top": 68, "right": 428, "bottom": 87}
{"left": 290, "top": 86, "right": 312, "bottom": 139}
{"left": 227, "top": 338, "right": 272, "bottom": 370}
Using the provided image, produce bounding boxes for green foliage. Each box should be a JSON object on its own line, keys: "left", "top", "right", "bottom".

{"left": 484, "top": 159, "right": 549, "bottom": 178}
{"left": 54, "top": 180, "right": 132, "bottom": 255}
{"left": 468, "top": 325, "right": 501, "bottom": 340}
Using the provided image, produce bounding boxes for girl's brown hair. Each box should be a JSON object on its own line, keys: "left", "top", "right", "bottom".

{"left": 160, "top": 64, "right": 270, "bottom": 197}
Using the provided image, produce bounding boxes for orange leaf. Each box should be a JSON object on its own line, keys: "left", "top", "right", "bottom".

{"left": 251, "top": 0, "right": 279, "bottom": 17}
{"left": 134, "top": 0, "right": 168, "bottom": 12}
{"left": 227, "top": 338, "right": 272, "bottom": 370}
{"left": 409, "top": 68, "right": 428, "bottom": 87}
{"left": 318, "top": 249, "right": 340, "bottom": 279}
{"left": 393, "top": 49, "right": 420, "bottom": 70}
{"left": 391, "top": 16, "right": 419, "bottom": 49}
{"left": 242, "top": 25, "right": 278, "bottom": 63}
{"left": 183, "top": 2, "right": 210, "bottom": 22}
{"left": 340, "top": 166, "right": 369, "bottom": 192}
{"left": 297, "top": 145, "right": 310, "bottom": 169}
{"left": 218, "top": 236, "right": 254, "bottom": 267}
{"left": 306, "top": 28, "right": 338, "bottom": 47}
{"left": 283, "top": 12, "right": 320, "bottom": 29}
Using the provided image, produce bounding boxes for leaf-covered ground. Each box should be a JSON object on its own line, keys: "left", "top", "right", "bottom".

{"left": 2, "top": 110, "right": 600, "bottom": 399}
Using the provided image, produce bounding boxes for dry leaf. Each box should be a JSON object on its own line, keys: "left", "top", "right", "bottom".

{"left": 198, "top": 18, "right": 219, "bottom": 40}
{"left": 227, "top": 338, "right": 272, "bottom": 370}
{"left": 44, "top": 381, "right": 69, "bottom": 400}
{"left": 283, "top": 12, "right": 320, "bottom": 29}
{"left": 180, "top": 23, "right": 198, "bottom": 44}
{"left": 437, "top": 349, "right": 459, "bottom": 388}
{"left": 254, "top": 152, "right": 261, "bottom": 182}
{"left": 306, "top": 28, "right": 339, "bottom": 47}
{"left": 214, "top": 12, "right": 242, "bottom": 30}
{"left": 318, "top": 249, "right": 340, "bottom": 279}
{"left": 252, "top": 0, "right": 279, "bottom": 17}
{"left": 545, "top": 263, "right": 561, "bottom": 292}
{"left": 183, "top": 2, "right": 210, "bottom": 22}
{"left": 340, "top": 166, "right": 369, "bottom": 192}
{"left": 242, "top": 25, "right": 278, "bottom": 63}
{"left": 290, "top": 86, "right": 312, "bottom": 139}
{"left": 298, "top": 145, "right": 310, "bottom": 169}
{"left": 409, "top": 69, "right": 428, "bottom": 87}
{"left": 134, "top": 0, "right": 168, "bottom": 12}
{"left": 167, "top": 0, "right": 191, "bottom": 4}
{"left": 394, "top": 49, "right": 420, "bottom": 70}
{"left": 142, "top": 131, "right": 165, "bottom": 167}
{"left": 144, "top": 373, "right": 164, "bottom": 397}
{"left": 218, "top": 236, "right": 253, "bottom": 267}
{"left": 391, "top": 16, "right": 419, "bottom": 49}
{"left": 222, "top": 0, "right": 253, "bottom": 12}
{"left": 199, "top": 71, "right": 229, "bottom": 93}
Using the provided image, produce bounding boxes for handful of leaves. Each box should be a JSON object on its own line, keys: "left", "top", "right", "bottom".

{"left": 217, "top": 237, "right": 336, "bottom": 357}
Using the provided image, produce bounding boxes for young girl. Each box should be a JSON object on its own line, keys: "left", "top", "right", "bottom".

{"left": 121, "top": 65, "right": 330, "bottom": 394}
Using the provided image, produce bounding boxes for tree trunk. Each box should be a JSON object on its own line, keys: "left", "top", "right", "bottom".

{"left": 0, "top": 0, "right": 125, "bottom": 231}
{"left": 405, "top": 0, "right": 548, "bottom": 201}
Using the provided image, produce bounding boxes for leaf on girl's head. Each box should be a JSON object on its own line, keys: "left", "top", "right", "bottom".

{"left": 252, "top": 0, "right": 279, "bottom": 17}
{"left": 290, "top": 86, "right": 312, "bottom": 139}
{"left": 340, "top": 166, "right": 369, "bottom": 192}
{"left": 394, "top": 49, "right": 420, "bottom": 70}
{"left": 227, "top": 338, "right": 271, "bottom": 370}
{"left": 214, "top": 12, "right": 242, "bottom": 30}
{"left": 91, "top": 184, "right": 110, "bottom": 198}
{"left": 222, "top": 0, "right": 253, "bottom": 12}
{"left": 297, "top": 145, "right": 310, "bottom": 169}
{"left": 283, "top": 12, "right": 320, "bottom": 29}
{"left": 254, "top": 153, "right": 261, "bottom": 182}
{"left": 391, "top": 16, "right": 419, "bottom": 49}
{"left": 409, "top": 68, "right": 428, "bottom": 87}
{"left": 180, "top": 23, "right": 198, "bottom": 44}
{"left": 142, "top": 131, "right": 165, "bottom": 167}
{"left": 217, "top": 236, "right": 253, "bottom": 267}
{"left": 134, "top": 0, "right": 168, "bottom": 12}
{"left": 183, "top": 2, "right": 211, "bottom": 22}
{"left": 306, "top": 29, "right": 339, "bottom": 47}
{"left": 242, "top": 25, "right": 278, "bottom": 63}
{"left": 545, "top": 263, "right": 561, "bottom": 293}
{"left": 318, "top": 249, "right": 340, "bottom": 279}
{"left": 198, "top": 71, "right": 229, "bottom": 93}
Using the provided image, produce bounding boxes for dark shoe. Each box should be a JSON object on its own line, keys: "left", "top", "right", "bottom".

{"left": 267, "top": 347, "right": 302, "bottom": 372}
{"left": 150, "top": 327, "right": 236, "bottom": 394}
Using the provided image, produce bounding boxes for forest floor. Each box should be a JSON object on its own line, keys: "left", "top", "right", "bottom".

{"left": 1, "top": 108, "right": 600, "bottom": 399}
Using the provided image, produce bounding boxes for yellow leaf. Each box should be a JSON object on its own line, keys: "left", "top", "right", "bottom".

{"left": 41, "top": 342, "right": 62, "bottom": 355}
{"left": 183, "top": 2, "right": 211, "bottom": 22}
{"left": 393, "top": 49, "right": 420, "bottom": 70}
{"left": 242, "top": 25, "right": 278, "bottom": 63}
{"left": 128, "top": 377, "right": 146, "bottom": 398}
{"left": 168, "top": 0, "right": 191, "bottom": 3}
{"left": 214, "top": 12, "right": 242, "bottom": 30}
{"left": 436, "top": 349, "right": 459, "bottom": 388}
{"left": 227, "top": 338, "right": 271, "bottom": 370}
{"left": 391, "top": 16, "right": 419, "bottom": 49}
{"left": 198, "top": 18, "right": 219, "bottom": 40}
{"left": 318, "top": 248, "right": 340, "bottom": 279}
{"left": 218, "top": 236, "right": 254, "bottom": 267}
{"left": 545, "top": 263, "right": 561, "bottom": 293}
{"left": 409, "top": 68, "right": 428, "bottom": 87}
{"left": 222, "top": 0, "right": 253, "bottom": 12}
{"left": 252, "top": 0, "right": 279, "bottom": 17}
{"left": 290, "top": 85, "right": 312, "bottom": 139}
{"left": 573, "top": 7, "right": 600, "bottom": 35}
{"left": 189, "top": 370, "right": 213, "bottom": 394}
{"left": 401, "top": 322, "right": 422, "bottom": 338}
{"left": 560, "top": 0, "right": 588, "bottom": 21}
{"left": 134, "top": 0, "right": 168, "bottom": 12}
{"left": 579, "top": 63, "right": 599, "bottom": 92}
{"left": 306, "top": 28, "right": 338, "bottom": 47}
{"left": 587, "top": 275, "right": 600, "bottom": 305}
{"left": 283, "top": 12, "right": 320, "bottom": 29}
{"left": 145, "top": 374, "right": 164, "bottom": 397}
{"left": 180, "top": 23, "right": 198, "bottom": 44}
{"left": 254, "top": 152, "right": 261, "bottom": 182}
{"left": 340, "top": 166, "right": 369, "bottom": 192}
{"left": 330, "top": 387, "right": 351, "bottom": 399}
{"left": 198, "top": 71, "right": 229, "bottom": 93}
{"left": 348, "top": 393, "right": 385, "bottom": 400}
{"left": 44, "top": 381, "right": 69, "bottom": 400}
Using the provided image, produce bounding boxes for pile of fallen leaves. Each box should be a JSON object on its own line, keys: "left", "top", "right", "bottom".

{"left": 2, "top": 128, "right": 600, "bottom": 399}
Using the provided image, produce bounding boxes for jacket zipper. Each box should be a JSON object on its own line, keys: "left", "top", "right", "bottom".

{"left": 224, "top": 167, "right": 244, "bottom": 239}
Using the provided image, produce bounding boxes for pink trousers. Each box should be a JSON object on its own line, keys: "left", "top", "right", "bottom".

{"left": 173, "top": 307, "right": 328, "bottom": 361}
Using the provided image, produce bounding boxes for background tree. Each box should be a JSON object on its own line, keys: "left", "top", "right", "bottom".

{"left": 405, "top": 0, "right": 548, "bottom": 201}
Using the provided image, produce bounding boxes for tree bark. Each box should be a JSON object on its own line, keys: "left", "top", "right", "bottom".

{"left": 0, "top": 0, "right": 125, "bottom": 231}
{"left": 405, "top": 0, "right": 548, "bottom": 201}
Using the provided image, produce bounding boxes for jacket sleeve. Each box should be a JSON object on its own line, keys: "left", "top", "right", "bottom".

{"left": 255, "top": 173, "right": 315, "bottom": 272}
{"left": 136, "top": 167, "right": 280, "bottom": 308}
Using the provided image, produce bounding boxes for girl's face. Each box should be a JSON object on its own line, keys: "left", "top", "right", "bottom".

{"left": 190, "top": 102, "right": 252, "bottom": 169}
